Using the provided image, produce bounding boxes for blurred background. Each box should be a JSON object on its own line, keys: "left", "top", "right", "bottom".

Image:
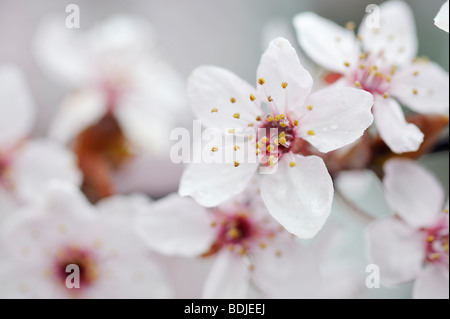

{"left": 0, "top": 0, "right": 448, "bottom": 299}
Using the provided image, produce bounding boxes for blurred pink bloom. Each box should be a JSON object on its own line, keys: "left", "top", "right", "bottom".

{"left": 137, "top": 185, "right": 325, "bottom": 298}
{"left": 0, "top": 65, "right": 81, "bottom": 219}
{"left": 294, "top": 0, "right": 449, "bottom": 154}
{"left": 435, "top": 1, "right": 449, "bottom": 33}
{"left": 0, "top": 181, "right": 173, "bottom": 298}
{"left": 368, "top": 159, "right": 449, "bottom": 299}
{"left": 180, "top": 37, "right": 373, "bottom": 239}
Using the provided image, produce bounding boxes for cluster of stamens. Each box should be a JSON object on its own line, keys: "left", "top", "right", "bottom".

{"left": 425, "top": 212, "right": 449, "bottom": 265}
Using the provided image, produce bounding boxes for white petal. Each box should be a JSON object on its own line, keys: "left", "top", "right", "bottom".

{"left": 368, "top": 217, "right": 426, "bottom": 285}
{"left": 0, "top": 65, "right": 35, "bottom": 148}
{"left": 358, "top": 0, "right": 418, "bottom": 67}
{"left": 256, "top": 37, "right": 313, "bottom": 114}
{"left": 48, "top": 89, "right": 107, "bottom": 144}
{"left": 252, "top": 232, "right": 322, "bottom": 298}
{"left": 115, "top": 95, "right": 174, "bottom": 156}
{"left": 179, "top": 146, "right": 258, "bottom": 207}
{"left": 293, "top": 12, "right": 359, "bottom": 74}
{"left": 413, "top": 265, "right": 449, "bottom": 299}
{"left": 373, "top": 96, "right": 423, "bottom": 154}
{"left": 383, "top": 159, "right": 445, "bottom": 229}
{"left": 136, "top": 194, "right": 216, "bottom": 257}
{"left": 202, "top": 250, "right": 249, "bottom": 299}
{"left": 435, "top": 1, "right": 449, "bottom": 33}
{"left": 261, "top": 155, "right": 333, "bottom": 239}
{"left": 32, "top": 14, "right": 89, "bottom": 86}
{"left": 390, "top": 62, "right": 449, "bottom": 115}
{"left": 187, "top": 66, "right": 259, "bottom": 130}
{"left": 10, "top": 139, "right": 82, "bottom": 202}
{"left": 299, "top": 87, "right": 374, "bottom": 153}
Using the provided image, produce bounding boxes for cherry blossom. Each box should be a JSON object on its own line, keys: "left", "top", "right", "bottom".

{"left": 294, "top": 0, "right": 449, "bottom": 154}
{"left": 136, "top": 185, "right": 325, "bottom": 299}
{"left": 0, "top": 181, "right": 173, "bottom": 298}
{"left": 368, "top": 159, "right": 449, "bottom": 299}
{"left": 0, "top": 65, "right": 81, "bottom": 220}
{"left": 435, "top": 1, "right": 449, "bottom": 33}
{"left": 179, "top": 37, "right": 373, "bottom": 238}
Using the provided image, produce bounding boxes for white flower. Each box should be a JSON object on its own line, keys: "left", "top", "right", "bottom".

{"left": 33, "top": 15, "right": 188, "bottom": 156}
{"left": 0, "top": 65, "right": 81, "bottom": 220}
{"left": 180, "top": 37, "right": 373, "bottom": 239}
{"left": 0, "top": 181, "right": 173, "bottom": 298}
{"left": 435, "top": 1, "right": 449, "bottom": 33}
{"left": 136, "top": 189, "right": 323, "bottom": 299}
{"left": 368, "top": 159, "right": 449, "bottom": 299}
{"left": 294, "top": 0, "right": 449, "bottom": 154}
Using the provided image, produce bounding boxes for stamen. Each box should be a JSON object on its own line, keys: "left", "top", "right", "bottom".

{"left": 344, "top": 61, "right": 351, "bottom": 67}
{"left": 413, "top": 71, "right": 419, "bottom": 76}
{"left": 258, "top": 78, "right": 265, "bottom": 85}
{"left": 234, "top": 161, "right": 240, "bottom": 167}
{"left": 355, "top": 81, "right": 361, "bottom": 88}
{"left": 267, "top": 115, "right": 274, "bottom": 122}
{"left": 211, "top": 108, "right": 218, "bottom": 113}
{"left": 412, "top": 89, "right": 418, "bottom": 95}
{"left": 256, "top": 115, "right": 262, "bottom": 121}
{"left": 427, "top": 235, "right": 435, "bottom": 243}
{"left": 383, "top": 93, "right": 389, "bottom": 99}
{"left": 293, "top": 120, "right": 299, "bottom": 126}
{"left": 289, "top": 162, "right": 296, "bottom": 168}
{"left": 345, "top": 21, "right": 355, "bottom": 30}
{"left": 267, "top": 96, "right": 273, "bottom": 102}
{"left": 307, "top": 130, "right": 315, "bottom": 136}
{"left": 233, "top": 113, "right": 240, "bottom": 119}
{"left": 234, "top": 145, "right": 240, "bottom": 151}
{"left": 250, "top": 94, "right": 256, "bottom": 101}
{"left": 230, "top": 97, "right": 236, "bottom": 103}
{"left": 211, "top": 147, "right": 218, "bottom": 152}
{"left": 267, "top": 145, "right": 275, "bottom": 152}
{"left": 228, "top": 129, "right": 235, "bottom": 134}
{"left": 281, "top": 82, "right": 288, "bottom": 89}
{"left": 280, "top": 114, "right": 286, "bottom": 120}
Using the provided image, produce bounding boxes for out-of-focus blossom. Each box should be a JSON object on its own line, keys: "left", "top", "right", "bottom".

{"left": 368, "top": 159, "right": 449, "bottom": 299}
{"left": 33, "top": 15, "right": 188, "bottom": 202}
{"left": 0, "top": 65, "right": 81, "bottom": 220}
{"left": 136, "top": 185, "right": 324, "bottom": 299}
{"left": 179, "top": 37, "right": 373, "bottom": 239}
{"left": 0, "top": 181, "right": 173, "bottom": 298}
{"left": 294, "top": 1, "right": 449, "bottom": 154}
{"left": 435, "top": 1, "right": 449, "bottom": 33}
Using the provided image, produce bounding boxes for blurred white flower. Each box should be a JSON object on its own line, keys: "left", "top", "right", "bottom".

{"left": 294, "top": 0, "right": 449, "bottom": 154}
{"left": 0, "top": 65, "right": 81, "bottom": 220}
{"left": 0, "top": 181, "right": 173, "bottom": 298}
{"left": 435, "top": 1, "right": 449, "bottom": 33}
{"left": 179, "top": 37, "right": 373, "bottom": 239}
{"left": 368, "top": 159, "right": 449, "bottom": 299}
{"left": 136, "top": 186, "right": 324, "bottom": 299}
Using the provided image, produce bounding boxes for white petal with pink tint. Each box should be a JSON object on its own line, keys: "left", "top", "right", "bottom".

{"left": 293, "top": 12, "right": 359, "bottom": 74}
{"left": 435, "top": 1, "right": 449, "bottom": 33}
{"left": 358, "top": 0, "right": 418, "bottom": 67}
{"left": 48, "top": 88, "right": 107, "bottom": 144}
{"left": 299, "top": 87, "right": 373, "bottom": 153}
{"left": 368, "top": 216, "right": 426, "bottom": 285}
{"left": 256, "top": 37, "right": 312, "bottom": 114}
{"left": 252, "top": 232, "right": 322, "bottom": 298}
{"left": 383, "top": 159, "right": 445, "bottom": 229}
{"left": 136, "top": 194, "right": 216, "bottom": 257}
{"left": 9, "top": 139, "right": 82, "bottom": 202}
{"left": 390, "top": 62, "right": 449, "bottom": 115}
{"left": 0, "top": 65, "right": 35, "bottom": 148}
{"left": 261, "top": 155, "right": 333, "bottom": 239}
{"left": 202, "top": 250, "right": 249, "bottom": 299}
{"left": 187, "top": 66, "right": 258, "bottom": 130}
{"left": 373, "top": 96, "right": 423, "bottom": 154}
{"left": 413, "top": 265, "right": 449, "bottom": 299}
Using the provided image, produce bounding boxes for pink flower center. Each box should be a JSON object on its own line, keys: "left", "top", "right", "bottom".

{"left": 0, "top": 155, "right": 13, "bottom": 191}
{"left": 53, "top": 246, "right": 98, "bottom": 289}
{"left": 350, "top": 55, "right": 393, "bottom": 96}
{"left": 425, "top": 217, "right": 449, "bottom": 266}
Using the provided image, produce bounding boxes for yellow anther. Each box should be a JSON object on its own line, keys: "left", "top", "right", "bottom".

{"left": 355, "top": 81, "right": 361, "bottom": 88}
{"left": 230, "top": 97, "right": 236, "bottom": 103}
{"left": 250, "top": 94, "right": 256, "bottom": 101}
{"left": 267, "top": 115, "right": 274, "bottom": 122}
{"left": 211, "top": 222, "right": 217, "bottom": 228}
{"left": 280, "top": 114, "right": 286, "bottom": 120}
{"left": 261, "top": 136, "right": 269, "bottom": 144}
{"left": 268, "top": 96, "right": 273, "bottom": 102}
{"left": 267, "top": 145, "right": 275, "bottom": 152}
{"left": 383, "top": 92, "right": 389, "bottom": 99}
{"left": 228, "top": 129, "right": 235, "bottom": 134}
{"left": 390, "top": 65, "right": 397, "bottom": 75}
{"left": 279, "top": 136, "right": 286, "bottom": 145}
{"left": 386, "top": 75, "right": 392, "bottom": 82}
{"left": 234, "top": 161, "right": 240, "bottom": 167}
{"left": 259, "top": 243, "right": 267, "bottom": 249}
{"left": 211, "top": 147, "right": 218, "bottom": 152}
{"left": 280, "top": 122, "right": 287, "bottom": 128}
{"left": 258, "top": 78, "right": 265, "bottom": 85}
{"left": 248, "top": 123, "right": 254, "bottom": 127}
{"left": 249, "top": 264, "right": 255, "bottom": 271}
{"left": 345, "top": 21, "right": 355, "bottom": 30}
{"left": 431, "top": 253, "right": 440, "bottom": 260}
{"left": 413, "top": 71, "right": 419, "bottom": 76}
{"left": 307, "top": 130, "right": 315, "bottom": 136}
{"left": 256, "top": 149, "right": 262, "bottom": 155}
{"left": 289, "top": 161, "right": 296, "bottom": 168}
{"left": 375, "top": 72, "right": 383, "bottom": 78}
{"left": 281, "top": 82, "right": 288, "bottom": 89}
{"left": 413, "top": 89, "right": 418, "bottom": 95}
{"left": 256, "top": 142, "right": 261, "bottom": 149}
{"left": 293, "top": 120, "right": 299, "bottom": 126}
{"left": 249, "top": 135, "right": 254, "bottom": 141}
{"left": 275, "top": 115, "right": 280, "bottom": 121}
{"left": 211, "top": 108, "right": 218, "bottom": 113}
{"left": 444, "top": 209, "right": 449, "bottom": 214}
{"left": 233, "top": 113, "right": 240, "bottom": 119}
{"left": 268, "top": 155, "right": 276, "bottom": 167}
{"left": 256, "top": 115, "right": 262, "bottom": 121}
{"left": 359, "top": 64, "right": 365, "bottom": 70}
{"left": 227, "top": 228, "right": 241, "bottom": 239}
{"left": 427, "top": 235, "right": 435, "bottom": 243}
{"left": 344, "top": 61, "right": 351, "bottom": 67}
{"left": 234, "top": 145, "right": 240, "bottom": 151}
{"left": 359, "top": 53, "right": 366, "bottom": 60}
{"left": 279, "top": 132, "right": 286, "bottom": 138}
